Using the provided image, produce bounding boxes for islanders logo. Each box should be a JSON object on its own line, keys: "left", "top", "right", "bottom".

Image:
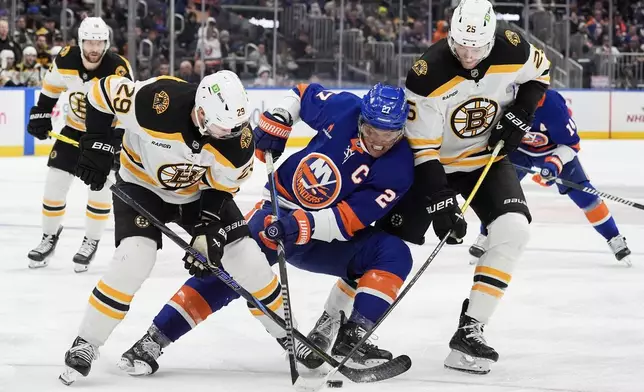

{"left": 293, "top": 153, "right": 342, "bottom": 209}
{"left": 521, "top": 131, "right": 549, "bottom": 148}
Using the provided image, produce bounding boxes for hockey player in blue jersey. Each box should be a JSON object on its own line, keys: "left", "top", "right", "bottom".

{"left": 118, "top": 83, "right": 414, "bottom": 376}
{"left": 469, "top": 89, "right": 632, "bottom": 266}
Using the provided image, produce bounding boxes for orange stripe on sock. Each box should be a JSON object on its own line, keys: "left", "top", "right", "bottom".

{"left": 585, "top": 201, "right": 611, "bottom": 226}
{"left": 253, "top": 275, "right": 279, "bottom": 299}
{"left": 86, "top": 211, "right": 110, "bottom": 220}
{"left": 336, "top": 279, "right": 356, "bottom": 299}
{"left": 475, "top": 266, "right": 512, "bottom": 284}
{"left": 89, "top": 295, "right": 126, "bottom": 320}
{"left": 88, "top": 200, "right": 111, "bottom": 209}
{"left": 43, "top": 209, "right": 65, "bottom": 217}
{"left": 472, "top": 283, "right": 504, "bottom": 298}
{"left": 43, "top": 199, "right": 65, "bottom": 207}
{"left": 171, "top": 285, "right": 213, "bottom": 324}
{"left": 357, "top": 269, "right": 403, "bottom": 303}
{"left": 97, "top": 280, "right": 134, "bottom": 303}
{"left": 250, "top": 295, "right": 284, "bottom": 316}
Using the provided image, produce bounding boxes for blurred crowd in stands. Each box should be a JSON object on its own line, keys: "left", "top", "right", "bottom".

{"left": 1, "top": 0, "right": 643, "bottom": 89}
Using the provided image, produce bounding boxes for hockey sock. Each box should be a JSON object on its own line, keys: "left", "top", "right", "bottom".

{"left": 41, "top": 168, "right": 73, "bottom": 234}
{"left": 324, "top": 278, "right": 357, "bottom": 318}
{"left": 468, "top": 213, "right": 529, "bottom": 324}
{"left": 79, "top": 237, "right": 157, "bottom": 347}
{"left": 352, "top": 270, "right": 403, "bottom": 327}
{"left": 85, "top": 185, "right": 112, "bottom": 240}
{"left": 568, "top": 188, "right": 619, "bottom": 240}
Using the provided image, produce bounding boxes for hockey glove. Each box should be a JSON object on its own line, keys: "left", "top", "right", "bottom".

{"left": 76, "top": 133, "right": 115, "bottom": 191}
{"left": 253, "top": 109, "right": 292, "bottom": 163}
{"left": 488, "top": 106, "right": 533, "bottom": 155}
{"left": 427, "top": 189, "right": 467, "bottom": 245}
{"left": 27, "top": 106, "right": 53, "bottom": 140}
{"left": 532, "top": 155, "right": 563, "bottom": 187}
{"left": 183, "top": 220, "right": 227, "bottom": 278}
{"left": 264, "top": 209, "right": 315, "bottom": 246}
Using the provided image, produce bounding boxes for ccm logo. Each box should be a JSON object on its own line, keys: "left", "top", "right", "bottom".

{"left": 91, "top": 142, "right": 115, "bottom": 154}
{"left": 426, "top": 198, "right": 454, "bottom": 214}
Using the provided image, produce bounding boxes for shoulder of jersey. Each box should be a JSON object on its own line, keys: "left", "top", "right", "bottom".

{"left": 405, "top": 39, "right": 456, "bottom": 97}
{"left": 206, "top": 124, "right": 255, "bottom": 168}
{"left": 376, "top": 139, "right": 414, "bottom": 182}
{"left": 103, "top": 51, "right": 132, "bottom": 77}
{"left": 54, "top": 45, "right": 82, "bottom": 70}
{"left": 487, "top": 29, "right": 531, "bottom": 66}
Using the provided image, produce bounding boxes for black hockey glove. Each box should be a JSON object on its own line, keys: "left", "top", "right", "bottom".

{"left": 427, "top": 189, "right": 467, "bottom": 245}
{"left": 488, "top": 106, "right": 533, "bottom": 155}
{"left": 76, "top": 133, "right": 115, "bottom": 191}
{"left": 183, "top": 220, "right": 227, "bottom": 278}
{"left": 27, "top": 106, "right": 53, "bottom": 140}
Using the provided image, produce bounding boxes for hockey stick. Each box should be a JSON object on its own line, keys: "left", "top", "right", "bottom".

{"left": 264, "top": 150, "right": 300, "bottom": 386}
{"left": 50, "top": 131, "right": 411, "bottom": 384}
{"left": 314, "top": 141, "right": 506, "bottom": 388}
{"left": 49, "top": 131, "right": 79, "bottom": 147}
{"left": 513, "top": 163, "right": 644, "bottom": 211}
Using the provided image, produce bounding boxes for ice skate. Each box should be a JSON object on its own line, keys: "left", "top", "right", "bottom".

{"left": 608, "top": 235, "right": 632, "bottom": 267}
{"left": 468, "top": 234, "right": 487, "bottom": 265}
{"left": 119, "top": 331, "right": 164, "bottom": 376}
{"left": 72, "top": 237, "right": 99, "bottom": 273}
{"left": 59, "top": 336, "right": 99, "bottom": 385}
{"left": 295, "top": 310, "right": 341, "bottom": 370}
{"left": 330, "top": 312, "right": 392, "bottom": 367}
{"left": 27, "top": 226, "right": 63, "bottom": 269}
{"left": 444, "top": 299, "right": 498, "bottom": 375}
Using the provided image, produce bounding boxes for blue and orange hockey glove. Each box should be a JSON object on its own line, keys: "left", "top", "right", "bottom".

{"left": 532, "top": 155, "right": 563, "bottom": 187}
{"left": 253, "top": 109, "right": 292, "bottom": 163}
{"left": 263, "top": 209, "right": 315, "bottom": 246}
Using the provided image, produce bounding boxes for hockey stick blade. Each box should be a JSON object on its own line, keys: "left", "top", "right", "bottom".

{"left": 513, "top": 163, "right": 644, "bottom": 211}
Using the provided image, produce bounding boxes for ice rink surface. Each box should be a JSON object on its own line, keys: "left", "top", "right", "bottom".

{"left": 0, "top": 141, "right": 643, "bottom": 392}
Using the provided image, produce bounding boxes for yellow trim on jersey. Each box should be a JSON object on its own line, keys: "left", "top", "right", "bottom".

{"left": 487, "top": 64, "right": 523, "bottom": 74}
{"left": 445, "top": 155, "right": 504, "bottom": 167}
{"left": 408, "top": 137, "right": 442, "bottom": 148}
{"left": 414, "top": 149, "right": 440, "bottom": 160}
{"left": 175, "top": 183, "right": 200, "bottom": 196}
{"left": 42, "top": 81, "right": 65, "bottom": 94}
{"left": 120, "top": 153, "right": 159, "bottom": 186}
{"left": 439, "top": 146, "right": 488, "bottom": 165}
{"left": 65, "top": 114, "right": 86, "bottom": 131}
{"left": 58, "top": 69, "right": 80, "bottom": 77}
{"left": 118, "top": 55, "right": 133, "bottom": 73}
{"left": 202, "top": 144, "right": 236, "bottom": 169}
{"left": 428, "top": 76, "right": 466, "bottom": 98}
{"left": 156, "top": 75, "right": 187, "bottom": 83}
{"left": 122, "top": 141, "right": 143, "bottom": 164}
{"left": 141, "top": 127, "right": 186, "bottom": 143}
{"left": 205, "top": 168, "right": 239, "bottom": 194}
{"left": 91, "top": 81, "right": 110, "bottom": 112}
{"left": 537, "top": 75, "right": 551, "bottom": 82}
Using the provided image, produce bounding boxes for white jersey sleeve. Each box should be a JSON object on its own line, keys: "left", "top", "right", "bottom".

{"left": 404, "top": 88, "right": 444, "bottom": 166}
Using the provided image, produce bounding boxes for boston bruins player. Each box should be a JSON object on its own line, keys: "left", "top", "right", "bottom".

{"left": 378, "top": 0, "right": 550, "bottom": 374}
{"left": 26, "top": 17, "right": 133, "bottom": 272}
{"left": 59, "top": 71, "right": 287, "bottom": 385}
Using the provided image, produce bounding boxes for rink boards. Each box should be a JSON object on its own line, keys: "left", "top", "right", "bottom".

{"left": 0, "top": 88, "right": 643, "bottom": 157}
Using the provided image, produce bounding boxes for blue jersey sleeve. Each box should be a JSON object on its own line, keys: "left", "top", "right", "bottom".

{"left": 538, "top": 90, "right": 580, "bottom": 150}
{"left": 294, "top": 83, "right": 362, "bottom": 132}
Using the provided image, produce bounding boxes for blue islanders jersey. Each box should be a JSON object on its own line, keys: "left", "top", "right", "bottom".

{"left": 264, "top": 83, "right": 414, "bottom": 242}
{"left": 518, "top": 89, "right": 581, "bottom": 158}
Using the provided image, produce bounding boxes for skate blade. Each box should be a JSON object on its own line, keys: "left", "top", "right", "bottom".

{"left": 619, "top": 255, "right": 632, "bottom": 267}
{"left": 59, "top": 366, "right": 81, "bottom": 386}
{"left": 117, "top": 357, "right": 154, "bottom": 376}
{"left": 444, "top": 350, "right": 491, "bottom": 375}
{"left": 28, "top": 259, "right": 49, "bottom": 269}
{"left": 73, "top": 263, "right": 89, "bottom": 273}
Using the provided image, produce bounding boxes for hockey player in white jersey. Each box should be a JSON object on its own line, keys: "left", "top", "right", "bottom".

{"left": 26, "top": 17, "right": 133, "bottom": 272}
{"left": 378, "top": 0, "right": 550, "bottom": 374}
{"left": 59, "top": 71, "right": 288, "bottom": 385}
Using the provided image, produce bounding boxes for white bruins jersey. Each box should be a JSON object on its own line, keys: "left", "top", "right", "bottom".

{"left": 40, "top": 45, "right": 133, "bottom": 131}
{"left": 87, "top": 75, "right": 255, "bottom": 204}
{"left": 405, "top": 29, "right": 551, "bottom": 173}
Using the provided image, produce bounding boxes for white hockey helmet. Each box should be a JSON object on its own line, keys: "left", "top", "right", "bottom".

{"left": 0, "top": 49, "right": 14, "bottom": 69}
{"left": 194, "top": 70, "right": 251, "bottom": 139}
{"left": 78, "top": 17, "right": 110, "bottom": 60}
{"left": 449, "top": 0, "right": 496, "bottom": 67}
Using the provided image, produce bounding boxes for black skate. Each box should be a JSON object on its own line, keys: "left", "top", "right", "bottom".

{"left": 119, "top": 329, "right": 167, "bottom": 376}
{"left": 468, "top": 234, "right": 487, "bottom": 265}
{"left": 295, "top": 311, "right": 341, "bottom": 370}
{"left": 330, "top": 313, "right": 392, "bottom": 367}
{"left": 59, "top": 336, "right": 99, "bottom": 385}
{"left": 73, "top": 237, "right": 99, "bottom": 273}
{"left": 444, "top": 299, "right": 498, "bottom": 375}
{"left": 27, "top": 226, "right": 63, "bottom": 269}
{"left": 608, "top": 235, "right": 632, "bottom": 267}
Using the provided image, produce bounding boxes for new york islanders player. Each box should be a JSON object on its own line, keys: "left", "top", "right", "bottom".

{"left": 58, "top": 70, "right": 286, "bottom": 385}
{"left": 469, "top": 89, "right": 632, "bottom": 265}
{"left": 118, "top": 83, "right": 414, "bottom": 376}
{"left": 377, "top": 0, "right": 550, "bottom": 374}
{"left": 26, "top": 17, "right": 133, "bottom": 272}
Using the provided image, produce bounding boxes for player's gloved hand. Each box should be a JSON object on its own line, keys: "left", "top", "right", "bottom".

{"left": 76, "top": 133, "right": 115, "bottom": 191}
{"left": 253, "top": 109, "right": 292, "bottom": 163}
{"left": 488, "top": 106, "right": 533, "bottom": 155}
{"left": 532, "top": 155, "right": 563, "bottom": 187}
{"left": 263, "top": 209, "right": 315, "bottom": 246}
{"left": 183, "top": 220, "right": 227, "bottom": 278}
{"left": 27, "top": 106, "right": 53, "bottom": 140}
{"left": 426, "top": 189, "right": 467, "bottom": 245}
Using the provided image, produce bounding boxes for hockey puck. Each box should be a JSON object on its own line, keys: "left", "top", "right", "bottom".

{"left": 326, "top": 380, "right": 343, "bottom": 388}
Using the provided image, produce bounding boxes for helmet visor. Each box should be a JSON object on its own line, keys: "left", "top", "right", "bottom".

{"left": 205, "top": 121, "right": 249, "bottom": 139}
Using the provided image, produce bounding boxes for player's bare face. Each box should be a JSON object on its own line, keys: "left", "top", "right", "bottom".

{"left": 82, "top": 40, "right": 106, "bottom": 64}
{"left": 197, "top": 108, "right": 243, "bottom": 139}
{"left": 360, "top": 122, "right": 403, "bottom": 158}
{"left": 454, "top": 43, "right": 487, "bottom": 69}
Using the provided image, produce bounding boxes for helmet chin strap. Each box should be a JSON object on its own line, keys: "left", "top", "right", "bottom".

{"left": 193, "top": 107, "right": 208, "bottom": 136}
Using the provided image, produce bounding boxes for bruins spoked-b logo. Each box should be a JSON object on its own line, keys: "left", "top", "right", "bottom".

{"left": 134, "top": 215, "right": 150, "bottom": 228}
{"left": 157, "top": 163, "right": 208, "bottom": 190}
{"left": 450, "top": 98, "right": 499, "bottom": 139}
{"left": 69, "top": 92, "right": 87, "bottom": 120}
